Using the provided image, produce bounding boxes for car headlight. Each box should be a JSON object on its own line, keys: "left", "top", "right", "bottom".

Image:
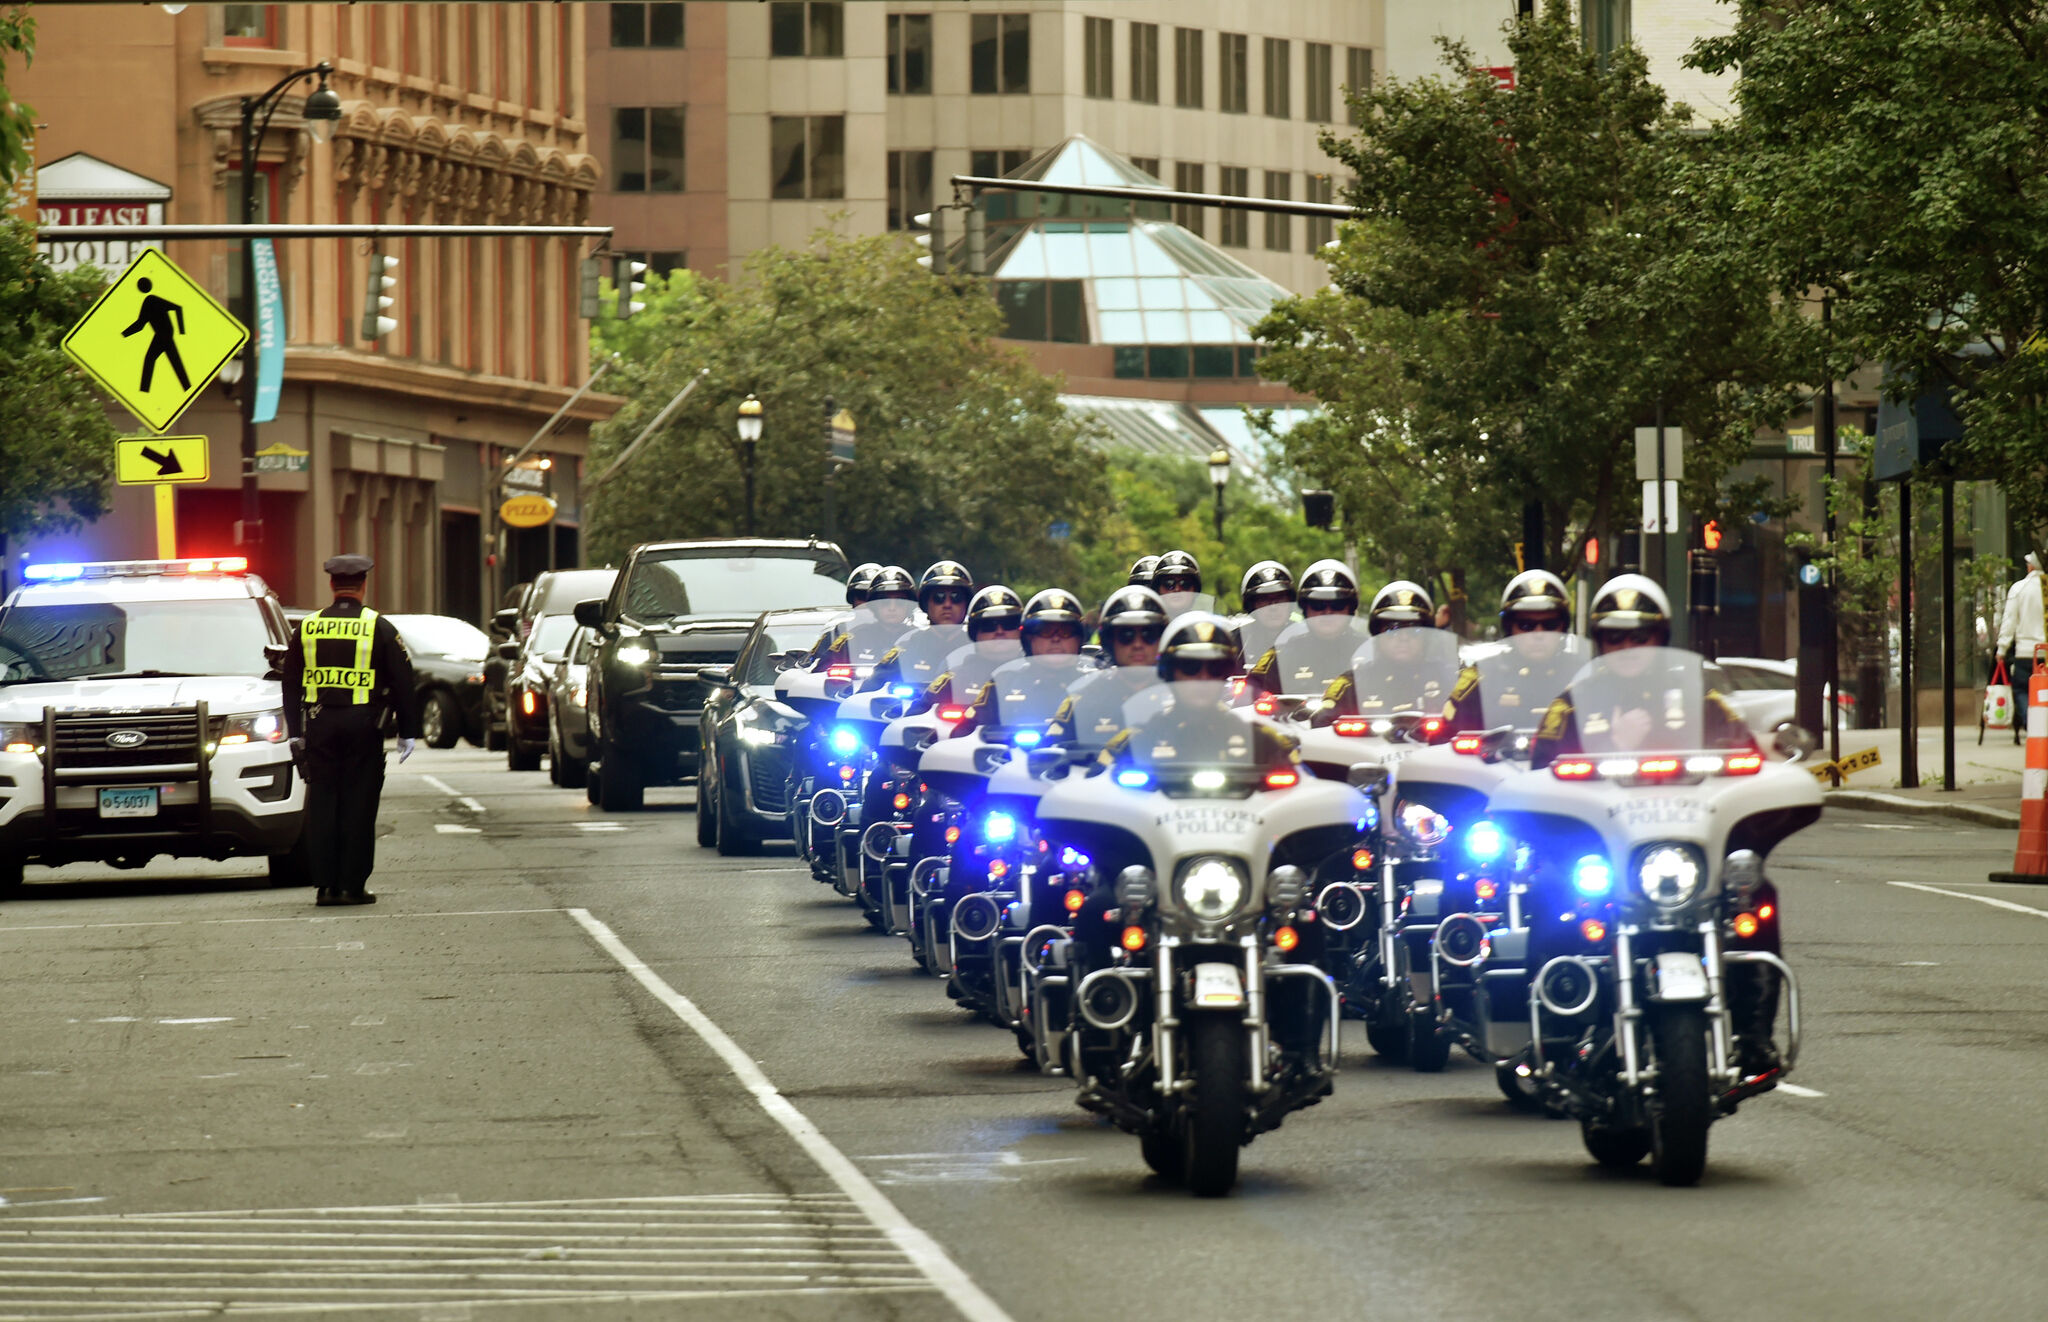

{"left": 1175, "top": 857, "right": 1248, "bottom": 922}
{"left": 738, "top": 723, "right": 786, "bottom": 747}
{"left": 1397, "top": 800, "right": 1451, "bottom": 848}
{"left": 616, "top": 644, "right": 655, "bottom": 666}
{"left": 0, "top": 722, "right": 41, "bottom": 754}
{"left": 217, "top": 709, "right": 287, "bottom": 745}
{"left": 1638, "top": 846, "right": 1702, "bottom": 908}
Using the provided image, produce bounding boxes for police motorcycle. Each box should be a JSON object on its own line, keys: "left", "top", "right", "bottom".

{"left": 1033, "top": 616, "right": 1363, "bottom": 1197}
{"left": 777, "top": 564, "right": 884, "bottom": 880}
{"left": 1237, "top": 559, "right": 1369, "bottom": 722}
{"left": 922, "top": 591, "right": 1090, "bottom": 1023}
{"left": 1489, "top": 578, "right": 1817, "bottom": 1186}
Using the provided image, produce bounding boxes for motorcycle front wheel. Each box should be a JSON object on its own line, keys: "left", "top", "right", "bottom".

{"left": 1649, "top": 1005, "right": 1713, "bottom": 1186}
{"left": 1182, "top": 1014, "right": 1248, "bottom": 1197}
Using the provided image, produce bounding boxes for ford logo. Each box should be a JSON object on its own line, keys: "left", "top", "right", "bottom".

{"left": 106, "top": 730, "right": 148, "bottom": 749}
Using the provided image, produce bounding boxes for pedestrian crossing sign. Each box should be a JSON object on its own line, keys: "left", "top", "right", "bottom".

{"left": 61, "top": 248, "right": 249, "bottom": 434}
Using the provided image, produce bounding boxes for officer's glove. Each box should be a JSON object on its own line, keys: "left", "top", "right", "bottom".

{"left": 397, "top": 737, "right": 417, "bottom": 763}
{"left": 287, "top": 737, "right": 306, "bottom": 765}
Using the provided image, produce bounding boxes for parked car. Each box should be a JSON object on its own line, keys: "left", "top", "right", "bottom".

{"left": 487, "top": 569, "right": 616, "bottom": 757}
{"left": 695, "top": 608, "right": 844, "bottom": 853}
{"left": 1714, "top": 656, "right": 1854, "bottom": 733}
{"left": 386, "top": 614, "right": 492, "bottom": 748}
{"left": 576, "top": 539, "right": 850, "bottom": 811}
{"left": 503, "top": 611, "right": 586, "bottom": 771}
{"left": 545, "top": 626, "right": 597, "bottom": 788}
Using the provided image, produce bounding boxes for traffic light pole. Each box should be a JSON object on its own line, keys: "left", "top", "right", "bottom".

{"left": 1821, "top": 293, "right": 1841, "bottom": 774}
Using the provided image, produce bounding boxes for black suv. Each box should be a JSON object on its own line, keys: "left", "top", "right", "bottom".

{"left": 574, "top": 539, "right": 850, "bottom": 811}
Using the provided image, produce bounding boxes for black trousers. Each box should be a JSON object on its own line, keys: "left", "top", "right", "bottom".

{"left": 303, "top": 717, "right": 387, "bottom": 895}
{"left": 2011, "top": 658, "right": 2034, "bottom": 741}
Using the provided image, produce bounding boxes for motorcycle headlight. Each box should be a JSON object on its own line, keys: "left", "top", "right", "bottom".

{"left": 218, "top": 709, "right": 287, "bottom": 745}
{"left": 616, "top": 644, "right": 655, "bottom": 666}
{"left": 1, "top": 722, "right": 42, "bottom": 754}
{"left": 1639, "top": 846, "right": 1703, "bottom": 908}
{"left": 1397, "top": 800, "right": 1451, "bottom": 848}
{"left": 1175, "top": 857, "right": 1248, "bottom": 922}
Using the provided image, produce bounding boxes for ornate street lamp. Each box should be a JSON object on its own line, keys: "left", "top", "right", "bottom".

{"left": 1208, "top": 448, "right": 1231, "bottom": 542}
{"left": 737, "top": 393, "right": 764, "bottom": 535}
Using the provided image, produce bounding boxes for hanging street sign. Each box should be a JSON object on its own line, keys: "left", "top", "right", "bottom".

{"left": 499, "top": 494, "right": 558, "bottom": 528}
{"left": 61, "top": 248, "right": 248, "bottom": 434}
{"left": 829, "top": 407, "right": 857, "bottom": 465}
{"left": 251, "top": 238, "right": 284, "bottom": 424}
{"left": 114, "top": 434, "right": 209, "bottom": 485}
{"left": 253, "top": 440, "right": 310, "bottom": 475}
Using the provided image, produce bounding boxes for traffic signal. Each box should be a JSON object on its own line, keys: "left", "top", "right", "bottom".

{"left": 1584, "top": 536, "right": 1600, "bottom": 568}
{"left": 1702, "top": 519, "right": 1723, "bottom": 551}
{"left": 913, "top": 209, "right": 950, "bottom": 275}
{"left": 965, "top": 205, "right": 986, "bottom": 277}
{"left": 359, "top": 249, "right": 399, "bottom": 341}
{"left": 578, "top": 256, "right": 602, "bottom": 320}
{"left": 1302, "top": 489, "right": 1336, "bottom": 529}
{"left": 615, "top": 257, "right": 648, "bottom": 318}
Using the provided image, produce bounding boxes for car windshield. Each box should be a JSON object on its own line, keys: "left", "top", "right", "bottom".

{"left": 529, "top": 614, "right": 580, "bottom": 655}
{"left": 0, "top": 597, "right": 271, "bottom": 681}
{"left": 531, "top": 570, "right": 618, "bottom": 616}
{"left": 743, "top": 623, "right": 838, "bottom": 684}
{"left": 390, "top": 614, "right": 490, "bottom": 661}
{"left": 620, "top": 552, "right": 848, "bottom": 622}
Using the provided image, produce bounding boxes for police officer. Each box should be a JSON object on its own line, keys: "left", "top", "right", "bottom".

{"left": 864, "top": 560, "right": 974, "bottom": 692}
{"left": 1435, "top": 569, "right": 1588, "bottom": 741}
{"left": 804, "top": 562, "right": 883, "bottom": 661}
{"left": 1232, "top": 561, "right": 1297, "bottom": 666}
{"left": 1052, "top": 587, "right": 1170, "bottom": 752}
{"left": 1317, "top": 580, "right": 1459, "bottom": 722}
{"left": 283, "top": 555, "right": 420, "bottom": 907}
{"left": 960, "top": 589, "right": 1089, "bottom": 734}
{"left": 816, "top": 565, "right": 918, "bottom": 669}
{"left": 918, "top": 585, "right": 1025, "bottom": 714}
{"left": 1126, "top": 555, "right": 1161, "bottom": 591}
{"left": 1152, "top": 549, "right": 1213, "bottom": 619}
{"left": 1246, "top": 559, "right": 1368, "bottom": 699}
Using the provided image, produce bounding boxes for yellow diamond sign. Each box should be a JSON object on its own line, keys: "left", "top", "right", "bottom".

{"left": 62, "top": 248, "right": 248, "bottom": 434}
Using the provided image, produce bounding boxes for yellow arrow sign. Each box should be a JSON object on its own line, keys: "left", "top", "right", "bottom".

{"left": 62, "top": 248, "right": 248, "bottom": 434}
{"left": 115, "top": 435, "right": 209, "bottom": 485}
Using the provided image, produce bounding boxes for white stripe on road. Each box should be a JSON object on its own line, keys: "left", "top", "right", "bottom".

{"left": 434, "top": 824, "right": 481, "bottom": 835}
{"left": 578, "top": 822, "right": 628, "bottom": 832}
{"left": 1777, "top": 1082, "right": 1826, "bottom": 1098}
{"left": 421, "top": 775, "right": 460, "bottom": 797}
{"left": 1889, "top": 880, "right": 2048, "bottom": 919}
{"left": 458, "top": 797, "right": 488, "bottom": 814}
{"left": 565, "top": 908, "right": 1014, "bottom": 1322}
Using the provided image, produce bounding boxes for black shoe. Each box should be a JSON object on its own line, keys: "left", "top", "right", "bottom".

{"left": 1737, "top": 1041, "right": 1783, "bottom": 1080}
{"left": 335, "top": 890, "right": 377, "bottom": 906}
{"left": 315, "top": 889, "right": 342, "bottom": 907}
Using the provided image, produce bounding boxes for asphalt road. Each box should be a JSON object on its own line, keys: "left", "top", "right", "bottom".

{"left": 3, "top": 746, "right": 2043, "bottom": 1321}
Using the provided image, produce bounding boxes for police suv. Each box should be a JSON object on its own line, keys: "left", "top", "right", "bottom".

{"left": 0, "top": 558, "right": 309, "bottom": 895}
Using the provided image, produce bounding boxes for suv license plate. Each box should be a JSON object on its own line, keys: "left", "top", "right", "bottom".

{"left": 98, "top": 787, "right": 159, "bottom": 818}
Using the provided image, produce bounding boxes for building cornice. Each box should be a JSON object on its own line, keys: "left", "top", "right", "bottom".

{"left": 284, "top": 348, "right": 624, "bottom": 426}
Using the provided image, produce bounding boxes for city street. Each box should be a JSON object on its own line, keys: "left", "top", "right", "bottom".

{"left": 3, "top": 748, "right": 2044, "bottom": 1321}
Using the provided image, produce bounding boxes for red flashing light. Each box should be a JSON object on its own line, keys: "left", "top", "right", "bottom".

{"left": 944, "top": 825, "right": 961, "bottom": 845}
{"left": 1263, "top": 769, "right": 1300, "bottom": 789}
{"left": 1638, "top": 757, "right": 1682, "bottom": 780}
{"left": 1333, "top": 717, "right": 1371, "bottom": 737}
{"left": 520, "top": 689, "right": 538, "bottom": 716}
{"left": 936, "top": 705, "right": 968, "bottom": 723}
{"left": 1732, "top": 912, "right": 1760, "bottom": 939}
{"left": 1757, "top": 903, "right": 1775, "bottom": 921}
{"left": 988, "top": 859, "right": 1009, "bottom": 880}
{"left": 827, "top": 664, "right": 855, "bottom": 679}
{"left": 1253, "top": 696, "right": 1278, "bottom": 716}
{"left": 1064, "top": 888, "right": 1087, "bottom": 913}
{"left": 1725, "top": 753, "right": 1764, "bottom": 775}
{"left": 1703, "top": 520, "right": 1723, "bottom": 551}
{"left": 1273, "top": 925, "right": 1300, "bottom": 953}
{"left": 1475, "top": 878, "right": 1498, "bottom": 901}
{"left": 892, "top": 792, "right": 912, "bottom": 811}
{"left": 1580, "top": 918, "right": 1608, "bottom": 944}
{"left": 1120, "top": 925, "right": 1148, "bottom": 952}
{"left": 1421, "top": 717, "right": 1443, "bottom": 738}
{"left": 1351, "top": 848, "right": 1375, "bottom": 872}
{"left": 1552, "top": 759, "right": 1597, "bottom": 780}
{"left": 1585, "top": 537, "right": 1600, "bottom": 568}
{"left": 1451, "top": 734, "right": 1484, "bottom": 755}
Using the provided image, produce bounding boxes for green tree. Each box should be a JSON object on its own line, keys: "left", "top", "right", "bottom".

{"left": 587, "top": 232, "right": 1110, "bottom": 585}
{"left": 1689, "top": 0, "right": 2048, "bottom": 533}
{"left": 1263, "top": 0, "right": 1808, "bottom": 583}
{"left": 0, "top": 219, "right": 118, "bottom": 542}
{"left": 0, "top": 6, "right": 33, "bottom": 190}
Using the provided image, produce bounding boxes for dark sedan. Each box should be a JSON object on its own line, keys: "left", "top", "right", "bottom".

{"left": 545, "top": 625, "right": 597, "bottom": 788}
{"left": 503, "top": 611, "right": 585, "bottom": 771}
{"left": 388, "top": 614, "right": 493, "bottom": 748}
{"left": 694, "top": 608, "right": 845, "bottom": 854}
{"left": 487, "top": 569, "right": 616, "bottom": 752}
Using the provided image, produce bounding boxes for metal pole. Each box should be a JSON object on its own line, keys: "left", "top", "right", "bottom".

{"left": 743, "top": 440, "right": 758, "bottom": 536}
{"left": 499, "top": 358, "right": 617, "bottom": 478}
{"left": 1822, "top": 294, "right": 1840, "bottom": 773}
{"left": 822, "top": 397, "right": 838, "bottom": 545}
{"left": 237, "top": 102, "right": 261, "bottom": 561}
{"left": 1942, "top": 477, "right": 1956, "bottom": 791}
{"left": 39, "top": 222, "right": 615, "bottom": 240}
{"left": 1900, "top": 478, "right": 1919, "bottom": 789}
{"left": 587, "top": 368, "right": 708, "bottom": 493}
{"left": 1213, "top": 484, "right": 1225, "bottom": 542}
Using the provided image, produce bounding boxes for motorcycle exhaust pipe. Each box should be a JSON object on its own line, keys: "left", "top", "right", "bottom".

{"left": 1535, "top": 955, "right": 1601, "bottom": 1018}
{"left": 1316, "top": 880, "right": 1371, "bottom": 933}
{"left": 1076, "top": 967, "right": 1140, "bottom": 1031}
{"left": 950, "top": 892, "right": 1003, "bottom": 943}
{"left": 809, "top": 788, "right": 847, "bottom": 828}
{"left": 862, "top": 820, "right": 912, "bottom": 862}
{"left": 1020, "top": 923, "right": 1070, "bottom": 975}
{"left": 1435, "top": 912, "right": 1490, "bottom": 968}
{"left": 908, "top": 856, "right": 943, "bottom": 901}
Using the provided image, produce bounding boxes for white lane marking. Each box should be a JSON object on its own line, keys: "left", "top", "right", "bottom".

{"left": 156, "top": 1018, "right": 232, "bottom": 1026}
{"left": 1900, "top": 961, "right": 1941, "bottom": 967}
{"left": 1856, "top": 823, "right": 1918, "bottom": 831}
{"left": 566, "top": 908, "right": 1014, "bottom": 1322}
{"left": 1889, "top": 880, "right": 2048, "bottom": 919}
{"left": 578, "top": 822, "right": 628, "bottom": 832}
{"left": 458, "top": 797, "right": 488, "bottom": 815}
{"left": 422, "top": 775, "right": 460, "bottom": 797}
{"left": 435, "top": 823, "right": 482, "bottom": 835}
{"left": 1777, "top": 1082, "right": 1826, "bottom": 1098}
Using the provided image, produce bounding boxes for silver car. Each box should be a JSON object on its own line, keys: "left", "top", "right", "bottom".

{"left": 545, "top": 625, "right": 597, "bottom": 789}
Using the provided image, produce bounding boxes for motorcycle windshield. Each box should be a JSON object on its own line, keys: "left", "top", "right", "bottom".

{"left": 838, "top": 603, "right": 921, "bottom": 665}
{"left": 986, "top": 653, "right": 1091, "bottom": 730}
{"left": 1474, "top": 632, "right": 1591, "bottom": 729}
{"left": 1264, "top": 617, "right": 1373, "bottom": 695}
{"left": 1063, "top": 666, "right": 1166, "bottom": 752}
{"left": 1344, "top": 627, "right": 1463, "bottom": 716}
{"left": 1563, "top": 647, "right": 1726, "bottom": 754}
{"left": 887, "top": 624, "right": 967, "bottom": 688}
{"left": 1120, "top": 679, "right": 1261, "bottom": 773}
{"left": 944, "top": 638, "right": 1025, "bottom": 703}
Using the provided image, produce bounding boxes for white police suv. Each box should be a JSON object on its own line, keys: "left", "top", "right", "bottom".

{"left": 0, "top": 557, "right": 309, "bottom": 896}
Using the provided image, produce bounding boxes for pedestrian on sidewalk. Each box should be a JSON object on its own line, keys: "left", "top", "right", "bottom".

{"left": 1996, "top": 552, "right": 2044, "bottom": 746}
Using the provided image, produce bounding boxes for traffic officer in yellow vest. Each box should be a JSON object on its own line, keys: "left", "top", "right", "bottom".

{"left": 283, "top": 554, "right": 420, "bottom": 906}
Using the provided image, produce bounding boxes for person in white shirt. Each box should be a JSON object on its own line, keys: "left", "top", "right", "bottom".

{"left": 1997, "top": 553, "right": 2044, "bottom": 745}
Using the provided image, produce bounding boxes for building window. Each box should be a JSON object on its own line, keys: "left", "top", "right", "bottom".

{"left": 623, "top": 250, "right": 688, "bottom": 277}
{"left": 971, "top": 149, "right": 1033, "bottom": 178}
{"left": 1173, "top": 162, "right": 1205, "bottom": 236}
{"left": 1306, "top": 174, "right": 1334, "bottom": 250}
{"left": 1582, "top": 0, "right": 1629, "bottom": 57}
{"left": 887, "top": 13, "right": 932, "bottom": 94}
{"left": 1129, "top": 22, "right": 1159, "bottom": 104}
{"left": 612, "top": 107, "right": 685, "bottom": 193}
{"left": 1346, "top": 47, "right": 1374, "bottom": 125}
{"left": 1305, "top": 42, "right": 1333, "bottom": 122}
{"left": 1084, "top": 17, "right": 1113, "bottom": 99}
{"left": 995, "top": 280, "right": 1087, "bottom": 343}
{"left": 1127, "top": 157, "right": 1159, "bottom": 181}
{"left": 1219, "top": 33, "right": 1248, "bottom": 114}
{"left": 612, "top": 4, "right": 684, "bottom": 48}
{"left": 771, "top": 115, "right": 845, "bottom": 199}
{"left": 1219, "top": 166, "right": 1249, "bottom": 247}
{"left": 1174, "top": 27, "right": 1203, "bottom": 108}
{"left": 971, "top": 14, "right": 1030, "bottom": 94}
{"left": 770, "top": 2, "right": 842, "bottom": 58}
{"left": 887, "top": 150, "right": 934, "bottom": 231}
{"left": 1262, "top": 38, "right": 1290, "bottom": 118}
{"left": 222, "top": 5, "right": 276, "bottom": 47}
{"left": 1264, "top": 171, "right": 1291, "bottom": 250}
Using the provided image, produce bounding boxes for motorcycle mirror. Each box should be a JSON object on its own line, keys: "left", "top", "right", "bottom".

{"left": 572, "top": 599, "right": 606, "bottom": 630}
{"left": 1347, "top": 763, "right": 1390, "bottom": 795}
{"left": 1771, "top": 725, "right": 1819, "bottom": 761}
{"left": 495, "top": 641, "right": 520, "bottom": 662}
{"left": 491, "top": 607, "right": 519, "bottom": 636}
{"left": 262, "top": 642, "right": 290, "bottom": 680}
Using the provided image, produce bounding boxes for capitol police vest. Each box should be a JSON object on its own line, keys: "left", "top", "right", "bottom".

{"left": 300, "top": 607, "right": 382, "bottom": 706}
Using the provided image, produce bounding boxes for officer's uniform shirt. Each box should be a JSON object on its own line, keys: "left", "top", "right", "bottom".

{"left": 1319, "top": 629, "right": 1461, "bottom": 720}
{"left": 865, "top": 624, "right": 967, "bottom": 692}
{"left": 916, "top": 639, "right": 1023, "bottom": 715}
{"left": 282, "top": 596, "right": 421, "bottom": 751}
{"left": 1528, "top": 666, "right": 1751, "bottom": 769}
{"left": 1246, "top": 619, "right": 1370, "bottom": 698}
{"left": 1437, "top": 641, "right": 1590, "bottom": 740}
{"left": 1231, "top": 611, "right": 1295, "bottom": 675}
{"left": 816, "top": 610, "right": 920, "bottom": 671}
{"left": 1050, "top": 666, "right": 1168, "bottom": 752}
{"left": 957, "top": 655, "right": 1084, "bottom": 735}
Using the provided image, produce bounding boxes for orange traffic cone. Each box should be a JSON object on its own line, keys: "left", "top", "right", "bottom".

{"left": 1991, "top": 646, "right": 2048, "bottom": 884}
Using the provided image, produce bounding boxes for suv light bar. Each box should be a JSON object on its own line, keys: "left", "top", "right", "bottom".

{"left": 24, "top": 557, "right": 248, "bottom": 582}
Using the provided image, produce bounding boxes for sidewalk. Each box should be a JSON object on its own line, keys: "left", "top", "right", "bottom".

{"left": 1817, "top": 725, "right": 2023, "bottom": 827}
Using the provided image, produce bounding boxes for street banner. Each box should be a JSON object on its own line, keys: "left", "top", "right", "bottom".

{"left": 252, "top": 238, "right": 283, "bottom": 424}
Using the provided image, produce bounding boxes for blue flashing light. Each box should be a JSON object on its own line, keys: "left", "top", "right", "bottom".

{"left": 1572, "top": 854, "right": 1614, "bottom": 898}
{"left": 1359, "top": 800, "right": 1380, "bottom": 832}
{"left": 983, "top": 811, "right": 1018, "bottom": 844}
{"left": 1115, "top": 768, "right": 1153, "bottom": 790}
{"left": 1013, "top": 729, "right": 1042, "bottom": 747}
{"left": 1465, "top": 820, "right": 1507, "bottom": 865}
{"left": 828, "top": 725, "right": 861, "bottom": 758}
{"left": 890, "top": 684, "right": 917, "bottom": 699}
{"left": 23, "top": 563, "right": 82, "bottom": 582}
{"left": 1060, "top": 847, "right": 1091, "bottom": 869}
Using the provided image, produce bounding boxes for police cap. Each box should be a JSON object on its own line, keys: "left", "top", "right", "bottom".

{"left": 323, "top": 554, "right": 375, "bottom": 579}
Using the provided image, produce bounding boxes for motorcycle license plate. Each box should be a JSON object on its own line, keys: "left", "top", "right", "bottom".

{"left": 97, "top": 787, "right": 159, "bottom": 818}
{"left": 1191, "top": 963, "right": 1245, "bottom": 1009}
{"left": 1652, "top": 951, "right": 1710, "bottom": 1001}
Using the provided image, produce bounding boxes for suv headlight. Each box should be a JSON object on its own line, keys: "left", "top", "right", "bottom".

{"left": 1175, "top": 857, "right": 1248, "bottom": 922}
{"left": 0, "top": 722, "right": 41, "bottom": 754}
{"left": 1638, "top": 845, "right": 1702, "bottom": 908}
{"left": 217, "top": 709, "right": 287, "bottom": 745}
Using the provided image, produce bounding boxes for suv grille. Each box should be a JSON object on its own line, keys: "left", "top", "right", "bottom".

{"left": 51, "top": 708, "right": 202, "bottom": 770}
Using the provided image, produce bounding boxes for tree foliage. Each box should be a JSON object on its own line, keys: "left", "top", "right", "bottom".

{"left": 0, "top": 6, "right": 33, "bottom": 190}
{"left": 1690, "top": 0, "right": 2048, "bottom": 531}
{"left": 587, "top": 231, "right": 1110, "bottom": 586}
{"left": 1258, "top": 0, "right": 1809, "bottom": 587}
{"left": 0, "top": 219, "right": 118, "bottom": 542}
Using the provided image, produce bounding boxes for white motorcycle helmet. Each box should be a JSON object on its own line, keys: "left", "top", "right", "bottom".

{"left": 1587, "top": 574, "right": 1673, "bottom": 650}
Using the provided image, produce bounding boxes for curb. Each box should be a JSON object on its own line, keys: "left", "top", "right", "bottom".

{"left": 1826, "top": 789, "right": 2021, "bottom": 829}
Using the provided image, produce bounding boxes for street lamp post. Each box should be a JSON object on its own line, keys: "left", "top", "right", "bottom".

{"left": 1208, "top": 448, "right": 1231, "bottom": 542}
{"left": 736, "top": 393, "right": 763, "bottom": 535}
{"left": 236, "top": 62, "right": 342, "bottom": 558}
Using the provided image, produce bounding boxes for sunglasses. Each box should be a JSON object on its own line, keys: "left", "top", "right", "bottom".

{"left": 1508, "top": 616, "right": 1565, "bottom": 634}
{"left": 925, "top": 589, "right": 970, "bottom": 605}
{"left": 979, "top": 621, "right": 1021, "bottom": 635}
{"left": 1168, "top": 659, "right": 1235, "bottom": 681}
{"left": 1303, "top": 601, "right": 1350, "bottom": 615}
{"left": 1032, "top": 623, "right": 1082, "bottom": 641}
{"left": 1155, "top": 577, "right": 1199, "bottom": 594}
{"left": 1111, "top": 625, "right": 1165, "bottom": 645}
